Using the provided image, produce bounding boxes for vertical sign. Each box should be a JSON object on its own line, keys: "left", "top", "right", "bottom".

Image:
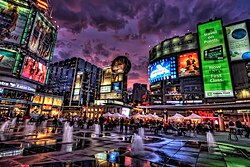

{"left": 198, "top": 19, "right": 234, "bottom": 98}
{"left": 226, "top": 22, "right": 250, "bottom": 61}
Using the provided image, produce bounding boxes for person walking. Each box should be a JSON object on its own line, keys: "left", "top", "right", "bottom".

{"left": 120, "top": 117, "right": 124, "bottom": 133}
{"left": 125, "top": 117, "right": 129, "bottom": 134}
{"left": 99, "top": 114, "right": 105, "bottom": 133}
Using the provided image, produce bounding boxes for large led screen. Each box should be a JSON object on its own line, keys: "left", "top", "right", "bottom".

{"left": 226, "top": 22, "right": 250, "bottom": 61}
{"left": 0, "top": 49, "right": 16, "bottom": 74}
{"left": 149, "top": 57, "right": 176, "bottom": 83}
{"left": 178, "top": 51, "right": 200, "bottom": 77}
{"left": 101, "top": 67, "right": 112, "bottom": 85}
{"left": 0, "top": 1, "right": 31, "bottom": 45}
{"left": 28, "top": 12, "right": 56, "bottom": 61}
{"left": 198, "top": 19, "right": 234, "bottom": 98}
{"left": 21, "top": 56, "right": 48, "bottom": 84}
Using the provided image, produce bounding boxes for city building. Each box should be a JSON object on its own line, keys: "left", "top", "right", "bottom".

{"left": 0, "top": 0, "right": 58, "bottom": 116}
{"left": 93, "top": 56, "right": 132, "bottom": 117}
{"left": 43, "top": 57, "right": 102, "bottom": 115}
{"left": 144, "top": 18, "right": 250, "bottom": 129}
{"left": 132, "top": 83, "right": 147, "bottom": 104}
{"left": 149, "top": 33, "right": 203, "bottom": 106}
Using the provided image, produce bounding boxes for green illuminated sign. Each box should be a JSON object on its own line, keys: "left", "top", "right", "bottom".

{"left": 198, "top": 19, "right": 234, "bottom": 98}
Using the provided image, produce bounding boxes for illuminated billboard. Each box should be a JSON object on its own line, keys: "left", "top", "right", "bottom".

{"left": 33, "top": 95, "right": 44, "bottom": 104}
{"left": 198, "top": 19, "right": 234, "bottom": 98}
{"left": 111, "top": 56, "right": 131, "bottom": 74}
{"left": 21, "top": 56, "right": 48, "bottom": 84}
{"left": 226, "top": 22, "right": 250, "bottom": 61}
{"left": 0, "top": 49, "right": 16, "bottom": 74}
{"left": 100, "top": 93, "right": 122, "bottom": 99}
{"left": 28, "top": 12, "right": 57, "bottom": 61}
{"left": 149, "top": 57, "right": 177, "bottom": 83}
{"left": 101, "top": 67, "right": 112, "bottom": 85}
{"left": 0, "top": 1, "right": 31, "bottom": 45}
{"left": 112, "top": 82, "right": 122, "bottom": 92}
{"left": 100, "top": 86, "right": 111, "bottom": 93}
{"left": 53, "top": 97, "right": 63, "bottom": 106}
{"left": 178, "top": 51, "right": 200, "bottom": 77}
{"left": 150, "top": 33, "right": 197, "bottom": 62}
{"left": 44, "top": 96, "right": 53, "bottom": 105}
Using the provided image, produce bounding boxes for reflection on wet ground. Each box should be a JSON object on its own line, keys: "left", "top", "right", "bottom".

{"left": 0, "top": 126, "right": 250, "bottom": 167}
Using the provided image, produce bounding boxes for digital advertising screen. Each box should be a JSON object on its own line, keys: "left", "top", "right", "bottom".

{"left": 53, "top": 97, "right": 63, "bottom": 106}
{"left": 21, "top": 56, "right": 48, "bottom": 84}
{"left": 28, "top": 12, "right": 57, "bottom": 61}
{"left": 122, "top": 108, "right": 130, "bottom": 117}
{"left": 0, "top": 49, "right": 16, "bottom": 74}
{"left": 149, "top": 57, "right": 177, "bottom": 83}
{"left": 198, "top": 19, "right": 234, "bottom": 98}
{"left": 226, "top": 22, "right": 250, "bottom": 61}
{"left": 100, "top": 86, "right": 111, "bottom": 93}
{"left": 112, "top": 82, "right": 121, "bottom": 92}
{"left": 0, "top": 1, "right": 31, "bottom": 45}
{"left": 44, "top": 96, "right": 53, "bottom": 105}
{"left": 33, "top": 95, "right": 44, "bottom": 104}
{"left": 178, "top": 51, "right": 200, "bottom": 77}
{"left": 101, "top": 67, "right": 112, "bottom": 85}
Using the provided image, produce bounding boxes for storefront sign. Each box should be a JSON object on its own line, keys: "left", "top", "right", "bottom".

{"left": 198, "top": 19, "right": 234, "bottom": 98}
{"left": 0, "top": 80, "right": 36, "bottom": 92}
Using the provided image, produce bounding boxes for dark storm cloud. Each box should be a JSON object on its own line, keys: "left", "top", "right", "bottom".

{"left": 52, "top": 0, "right": 250, "bottom": 88}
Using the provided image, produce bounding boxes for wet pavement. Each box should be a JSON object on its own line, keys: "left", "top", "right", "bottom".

{"left": 0, "top": 125, "right": 250, "bottom": 167}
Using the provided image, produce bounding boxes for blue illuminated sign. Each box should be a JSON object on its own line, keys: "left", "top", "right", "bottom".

{"left": 149, "top": 57, "right": 176, "bottom": 83}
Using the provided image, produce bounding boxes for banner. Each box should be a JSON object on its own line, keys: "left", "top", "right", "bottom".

{"left": 198, "top": 19, "right": 234, "bottom": 98}
{"left": 0, "top": 1, "right": 30, "bottom": 44}
{"left": 226, "top": 22, "right": 250, "bottom": 61}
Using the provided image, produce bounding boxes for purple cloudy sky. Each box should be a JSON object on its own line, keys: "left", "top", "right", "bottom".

{"left": 51, "top": 0, "right": 250, "bottom": 89}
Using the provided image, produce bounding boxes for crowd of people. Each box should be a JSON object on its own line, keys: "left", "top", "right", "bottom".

{"left": 0, "top": 112, "right": 250, "bottom": 139}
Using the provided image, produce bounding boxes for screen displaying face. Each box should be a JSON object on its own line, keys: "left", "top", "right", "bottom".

{"left": 178, "top": 51, "right": 200, "bottom": 77}
{"left": 21, "top": 56, "right": 48, "bottom": 84}
{"left": 149, "top": 57, "right": 176, "bottom": 83}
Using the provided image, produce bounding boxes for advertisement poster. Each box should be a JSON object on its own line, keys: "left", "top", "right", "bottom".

{"left": 44, "top": 96, "right": 53, "bottom": 105}
{"left": 178, "top": 51, "right": 200, "bottom": 77}
{"left": 149, "top": 57, "right": 176, "bottom": 83}
{"left": 0, "top": 1, "right": 30, "bottom": 44}
{"left": 198, "top": 19, "right": 234, "bottom": 98}
{"left": 28, "top": 12, "right": 56, "bottom": 61}
{"left": 226, "top": 22, "right": 250, "bottom": 61}
{"left": 53, "top": 98, "right": 63, "bottom": 106}
{"left": 0, "top": 49, "right": 16, "bottom": 74}
{"left": 112, "top": 82, "right": 121, "bottom": 92}
{"left": 33, "top": 95, "right": 44, "bottom": 104}
{"left": 101, "top": 67, "right": 112, "bottom": 85}
{"left": 100, "top": 86, "right": 111, "bottom": 93}
{"left": 21, "top": 56, "right": 48, "bottom": 84}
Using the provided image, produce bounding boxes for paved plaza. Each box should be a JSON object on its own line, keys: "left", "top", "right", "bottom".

{"left": 0, "top": 123, "right": 250, "bottom": 167}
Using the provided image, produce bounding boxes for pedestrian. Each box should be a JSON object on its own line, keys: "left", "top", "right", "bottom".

{"left": 125, "top": 117, "right": 129, "bottom": 134}
{"left": 120, "top": 117, "right": 124, "bottom": 133}
{"left": 99, "top": 114, "right": 105, "bottom": 132}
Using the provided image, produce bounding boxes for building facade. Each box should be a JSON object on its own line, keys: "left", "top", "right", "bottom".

{"left": 0, "top": 0, "right": 58, "bottom": 116}
{"left": 43, "top": 57, "right": 102, "bottom": 114}
{"left": 147, "top": 18, "right": 250, "bottom": 125}
{"left": 132, "top": 83, "right": 147, "bottom": 103}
